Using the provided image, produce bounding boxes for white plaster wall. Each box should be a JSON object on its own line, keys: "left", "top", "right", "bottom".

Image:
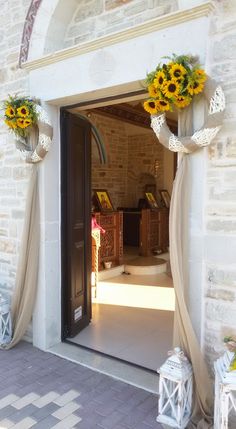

{"left": 29, "top": 17, "right": 210, "bottom": 103}
{"left": 33, "top": 104, "right": 61, "bottom": 350}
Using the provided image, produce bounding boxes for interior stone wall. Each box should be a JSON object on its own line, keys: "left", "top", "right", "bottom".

{"left": 89, "top": 112, "right": 164, "bottom": 209}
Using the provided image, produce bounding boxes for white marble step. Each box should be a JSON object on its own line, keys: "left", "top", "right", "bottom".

{"left": 124, "top": 257, "right": 167, "bottom": 275}
{"left": 94, "top": 273, "right": 175, "bottom": 311}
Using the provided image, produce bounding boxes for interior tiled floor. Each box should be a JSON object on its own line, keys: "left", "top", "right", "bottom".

{"left": 70, "top": 303, "right": 174, "bottom": 371}
{"left": 70, "top": 248, "right": 174, "bottom": 372}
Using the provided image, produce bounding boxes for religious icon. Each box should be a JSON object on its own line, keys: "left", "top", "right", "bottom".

{"left": 159, "top": 189, "right": 171, "bottom": 208}
{"left": 145, "top": 192, "right": 159, "bottom": 209}
{"left": 93, "top": 190, "right": 114, "bottom": 212}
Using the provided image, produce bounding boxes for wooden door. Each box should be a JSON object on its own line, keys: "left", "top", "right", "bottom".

{"left": 61, "top": 111, "right": 91, "bottom": 338}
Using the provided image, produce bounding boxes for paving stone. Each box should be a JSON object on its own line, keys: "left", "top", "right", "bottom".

{"left": 98, "top": 410, "right": 126, "bottom": 428}
{"left": 53, "top": 389, "right": 80, "bottom": 406}
{"left": 33, "top": 391, "right": 60, "bottom": 408}
{"left": 0, "top": 418, "right": 14, "bottom": 428}
{"left": 0, "top": 342, "right": 158, "bottom": 429}
{"left": 12, "top": 417, "right": 37, "bottom": 428}
{"left": 52, "top": 401, "right": 80, "bottom": 420}
{"left": 8, "top": 404, "right": 38, "bottom": 423}
{"left": 0, "top": 405, "right": 16, "bottom": 420}
{"left": 0, "top": 394, "right": 19, "bottom": 409}
{"left": 12, "top": 393, "right": 40, "bottom": 410}
{"left": 30, "top": 415, "right": 60, "bottom": 429}
{"left": 51, "top": 413, "right": 82, "bottom": 428}
{"left": 120, "top": 408, "right": 151, "bottom": 428}
{"left": 32, "top": 402, "right": 60, "bottom": 421}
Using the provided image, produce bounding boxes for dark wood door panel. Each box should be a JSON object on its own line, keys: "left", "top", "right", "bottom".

{"left": 61, "top": 111, "right": 91, "bottom": 339}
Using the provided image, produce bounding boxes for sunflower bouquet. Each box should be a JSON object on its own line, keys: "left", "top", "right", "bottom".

{"left": 3, "top": 95, "right": 39, "bottom": 138}
{"left": 143, "top": 54, "right": 207, "bottom": 115}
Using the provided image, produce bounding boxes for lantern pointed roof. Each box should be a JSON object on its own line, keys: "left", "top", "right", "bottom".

{"left": 158, "top": 347, "right": 193, "bottom": 381}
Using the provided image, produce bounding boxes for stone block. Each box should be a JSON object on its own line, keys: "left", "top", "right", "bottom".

{"left": 105, "top": 0, "right": 133, "bottom": 11}
{"left": 124, "top": 0, "right": 148, "bottom": 16}
{"left": 75, "top": 0, "right": 103, "bottom": 22}
{"left": 0, "top": 167, "right": 11, "bottom": 179}
{"left": 207, "top": 219, "right": 236, "bottom": 233}
{"left": 206, "top": 203, "right": 236, "bottom": 217}
{"left": 0, "top": 239, "right": 16, "bottom": 254}
{"left": 209, "top": 186, "right": 236, "bottom": 202}
{"left": 206, "top": 301, "right": 236, "bottom": 325}
{"left": 13, "top": 166, "right": 30, "bottom": 180}
{"left": 213, "top": 35, "right": 236, "bottom": 61}
{"left": 207, "top": 266, "right": 236, "bottom": 288}
{"left": 67, "top": 20, "right": 95, "bottom": 38}
{"left": 206, "top": 287, "right": 235, "bottom": 301}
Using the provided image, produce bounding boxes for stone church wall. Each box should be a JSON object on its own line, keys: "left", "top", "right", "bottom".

{"left": 64, "top": 0, "right": 177, "bottom": 48}
{"left": 203, "top": 0, "right": 236, "bottom": 368}
{"left": 0, "top": 0, "right": 32, "bottom": 297}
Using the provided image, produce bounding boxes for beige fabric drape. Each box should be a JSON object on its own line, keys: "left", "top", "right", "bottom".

{"left": 2, "top": 127, "right": 40, "bottom": 349}
{"left": 170, "top": 106, "right": 213, "bottom": 427}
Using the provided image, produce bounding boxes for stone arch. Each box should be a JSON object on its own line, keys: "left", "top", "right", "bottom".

{"left": 20, "top": 0, "right": 79, "bottom": 64}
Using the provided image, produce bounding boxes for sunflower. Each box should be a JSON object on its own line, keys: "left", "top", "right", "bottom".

{"left": 17, "top": 118, "right": 27, "bottom": 128}
{"left": 148, "top": 84, "right": 160, "bottom": 98}
{"left": 157, "top": 99, "right": 170, "bottom": 112}
{"left": 17, "top": 105, "right": 29, "bottom": 118}
{"left": 5, "top": 106, "right": 15, "bottom": 118}
{"left": 169, "top": 63, "right": 187, "bottom": 80}
{"left": 175, "top": 95, "right": 192, "bottom": 109}
{"left": 5, "top": 119, "right": 13, "bottom": 128}
{"left": 194, "top": 68, "right": 207, "bottom": 82}
{"left": 5, "top": 119, "right": 17, "bottom": 129}
{"left": 187, "top": 80, "right": 204, "bottom": 95}
{"left": 143, "top": 99, "right": 158, "bottom": 115}
{"left": 162, "top": 79, "right": 180, "bottom": 99}
{"left": 153, "top": 71, "right": 166, "bottom": 88}
{"left": 23, "top": 118, "right": 32, "bottom": 128}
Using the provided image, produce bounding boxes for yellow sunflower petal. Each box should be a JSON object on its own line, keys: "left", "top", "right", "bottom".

{"left": 169, "top": 63, "right": 187, "bottom": 80}
{"left": 143, "top": 99, "right": 158, "bottom": 115}
{"left": 157, "top": 99, "right": 170, "bottom": 112}
{"left": 5, "top": 106, "right": 15, "bottom": 118}
{"left": 23, "top": 119, "right": 32, "bottom": 128}
{"left": 175, "top": 96, "right": 192, "bottom": 109}
{"left": 148, "top": 84, "right": 160, "bottom": 98}
{"left": 153, "top": 71, "right": 166, "bottom": 88}
{"left": 163, "top": 79, "right": 180, "bottom": 98}
{"left": 17, "top": 118, "right": 27, "bottom": 128}
{"left": 192, "top": 81, "right": 204, "bottom": 95}
{"left": 17, "top": 105, "right": 30, "bottom": 118}
{"left": 194, "top": 69, "right": 207, "bottom": 82}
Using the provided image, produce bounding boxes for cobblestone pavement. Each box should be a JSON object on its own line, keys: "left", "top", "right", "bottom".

{"left": 0, "top": 341, "right": 162, "bottom": 428}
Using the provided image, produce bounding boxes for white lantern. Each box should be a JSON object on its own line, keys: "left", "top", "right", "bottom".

{"left": 157, "top": 347, "right": 193, "bottom": 429}
{"left": 0, "top": 295, "right": 12, "bottom": 345}
{"left": 214, "top": 351, "right": 236, "bottom": 429}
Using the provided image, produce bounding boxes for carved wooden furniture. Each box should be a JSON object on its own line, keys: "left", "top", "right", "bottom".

{"left": 91, "top": 228, "right": 100, "bottom": 297}
{"left": 123, "top": 211, "right": 140, "bottom": 246}
{"left": 140, "top": 208, "right": 169, "bottom": 256}
{"left": 94, "top": 211, "right": 123, "bottom": 271}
